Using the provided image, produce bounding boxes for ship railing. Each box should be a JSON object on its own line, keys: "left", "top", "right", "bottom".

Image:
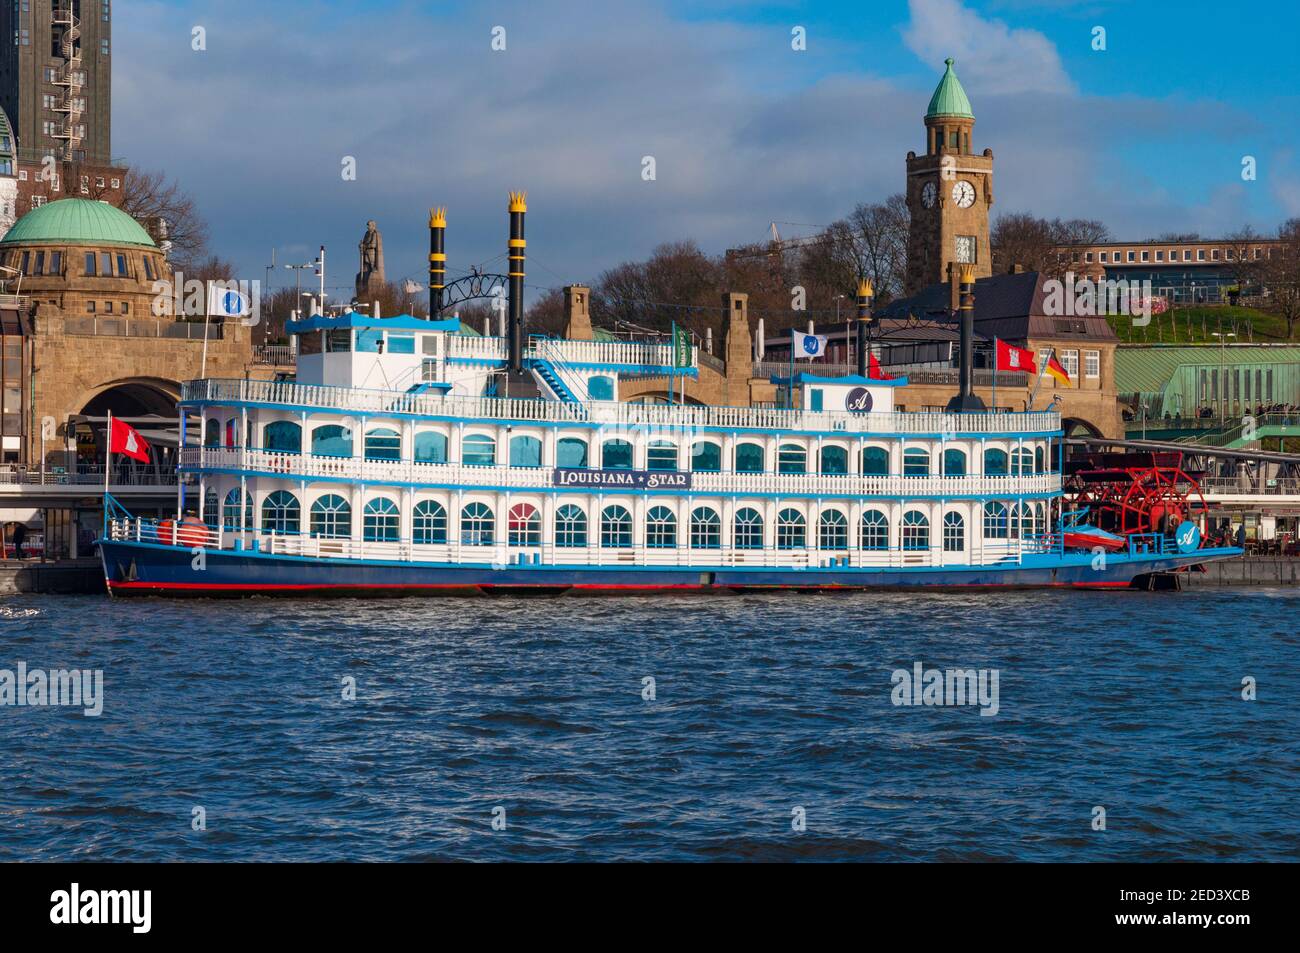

{"left": 183, "top": 378, "right": 1061, "bottom": 436}
{"left": 181, "top": 447, "right": 1063, "bottom": 497}
{"left": 108, "top": 517, "right": 223, "bottom": 549}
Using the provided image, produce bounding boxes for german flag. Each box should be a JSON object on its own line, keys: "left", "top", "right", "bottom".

{"left": 1044, "top": 354, "right": 1071, "bottom": 386}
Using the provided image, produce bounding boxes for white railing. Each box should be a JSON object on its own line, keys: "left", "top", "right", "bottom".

{"left": 445, "top": 335, "right": 509, "bottom": 362}
{"left": 183, "top": 378, "right": 1061, "bottom": 436}
{"left": 182, "top": 447, "right": 1061, "bottom": 498}
{"left": 529, "top": 337, "right": 681, "bottom": 369}
{"left": 108, "top": 517, "right": 1029, "bottom": 570}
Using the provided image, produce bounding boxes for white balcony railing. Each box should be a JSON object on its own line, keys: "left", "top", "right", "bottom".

{"left": 442, "top": 334, "right": 683, "bottom": 370}
{"left": 183, "top": 378, "right": 1062, "bottom": 437}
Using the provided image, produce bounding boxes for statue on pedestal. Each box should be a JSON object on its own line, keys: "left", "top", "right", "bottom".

{"left": 355, "top": 220, "right": 386, "bottom": 301}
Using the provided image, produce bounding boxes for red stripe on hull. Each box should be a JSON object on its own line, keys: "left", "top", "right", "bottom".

{"left": 107, "top": 579, "right": 1137, "bottom": 593}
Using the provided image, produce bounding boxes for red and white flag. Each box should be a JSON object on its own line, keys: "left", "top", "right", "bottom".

{"left": 110, "top": 417, "right": 151, "bottom": 463}
{"left": 996, "top": 339, "right": 1037, "bottom": 374}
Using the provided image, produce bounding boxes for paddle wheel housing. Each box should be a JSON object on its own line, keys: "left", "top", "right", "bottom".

{"left": 1062, "top": 451, "right": 1207, "bottom": 537}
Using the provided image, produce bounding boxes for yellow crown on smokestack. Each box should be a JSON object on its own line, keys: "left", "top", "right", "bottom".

{"left": 959, "top": 264, "right": 976, "bottom": 285}
{"left": 508, "top": 191, "right": 528, "bottom": 213}
{"left": 429, "top": 207, "right": 447, "bottom": 228}
{"left": 857, "top": 277, "right": 874, "bottom": 298}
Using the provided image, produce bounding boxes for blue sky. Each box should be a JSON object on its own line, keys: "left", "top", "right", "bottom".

{"left": 113, "top": 0, "right": 1300, "bottom": 302}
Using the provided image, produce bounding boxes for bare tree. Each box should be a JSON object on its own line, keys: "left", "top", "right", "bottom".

{"left": 118, "top": 168, "right": 210, "bottom": 267}
{"left": 1256, "top": 218, "right": 1300, "bottom": 340}
{"left": 991, "top": 213, "right": 1111, "bottom": 278}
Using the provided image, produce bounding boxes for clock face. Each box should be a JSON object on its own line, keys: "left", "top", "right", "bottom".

{"left": 921, "top": 181, "right": 937, "bottom": 208}
{"left": 952, "top": 180, "right": 976, "bottom": 208}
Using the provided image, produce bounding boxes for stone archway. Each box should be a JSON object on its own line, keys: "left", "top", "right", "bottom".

{"left": 1062, "top": 416, "right": 1102, "bottom": 464}
{"left": 67, "top": 377, "right": 183, "bottom": 469}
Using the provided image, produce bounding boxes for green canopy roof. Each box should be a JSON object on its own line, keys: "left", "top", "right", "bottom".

{"left": 926, "top": 58, "right": 974, "bottom": 119}
{"left": 0, "top": 198, "right": 158, "bottom": 248}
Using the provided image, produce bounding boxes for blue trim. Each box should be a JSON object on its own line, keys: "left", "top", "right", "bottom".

{"left": 288, "top": 313, "right": 461, "bottom": 334}
{"left": 784, "top": 372, "right": 909, "bottom": 387}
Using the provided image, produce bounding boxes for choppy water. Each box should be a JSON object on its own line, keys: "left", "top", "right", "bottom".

{"left": 1, "top": 590, "right": 1297, "bottom": 862}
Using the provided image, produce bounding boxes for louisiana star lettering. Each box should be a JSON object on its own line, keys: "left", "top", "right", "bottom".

{"left": 553, "top": 468, "right": 692, "bottom": 489}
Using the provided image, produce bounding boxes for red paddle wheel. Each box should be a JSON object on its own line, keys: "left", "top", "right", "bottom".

{"left": 1062, "top": 451, "right": 1208, "bottom": 537}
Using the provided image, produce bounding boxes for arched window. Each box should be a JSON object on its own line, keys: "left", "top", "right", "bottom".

{"left": 204, "top": 490, "right": 219, "bottom": 528}
{"left": 602, "top": 439, "right": 633, "bottom": 470}
{"left": 903, "top": 448, "right": 930, "bottom": 476}
{"left": 365, "top": 428, "right": 401, "bottom": 462}
{"left": 860, "top": 509, "right": 888, "bottom": 550}
{"left": 509, "top": 435, "right": 542, "bottom": 468}
{"left": 691, "top": 441, "right": 721, "bottom": 472}
{"left": 646, "top": 441, "right": 678, "bottom": 472}
{"left": 264, "top": 420, "right": 302, "bottom": 454}
{"left": 261, "top": 490, "right": 300, "bottom": 535}
{"left": 225, "top": 420, "right": 237, "bottom": 448}
{"left": 1035, "top": 502, "right": 1047, "bottom": 536}
{"left": 984, "top": 448, "right": 1008, "bottom": 476}
{"left": 1034, "top": 446, "right": 1046, "bottom": 473}
{"left": 310, "top": 494, "right": 352, "bottom": 539}
{"left": 1010, "top": 501, "right": 1033, "bottom": 539}
{"left": 820, "top": 445, "right": 848, "bottom": 475}
{"left": 413, "top": 431, "right": 448, "bottom": 465}
{"left": 819, "top": 509, "right": 849, "bottom": 550}
{"left": 943, "top": 448, "right": 967, "bottom": 477}
{"left": 508, "top": 502, "right": 541, "bottom": 545}
{"left": 1012, "top": 447, "right": 1034, "bottom": 475}
{"left": 460, "top": 502, "right": 495, "bottom": 545}
{"left": 733, "top": 507, "right": 764, "bottom": 550}
{"left": 861, "top": 446, "right": 889, "bottom": 475}
{"left": 776, "top": 508, "right": 806, "bottom": 550}
{"left": 735, "top": 442, "right": 765, "bottom": 473}
{"left": 902, "top": 510, "right": 930, "bottom": 551}
{"left": 413, "top": 500, "right": 447, "bottom": 544}
{"left": 600, "top": 505, "right": 632, "bottom": 548}
{"left": 222, "top": 488, "right": 253, "bottom": 530}
{"left": 205, "top": 419, "right": 222, "bottom": 447}
{"left": 462, "top": 434, "right": 496, "bottom": 467}
{"left": 555, "top": 504, "right": 587, "bottom": 547}
{"left": 588, "top": 375, "right": 615, "bottom": 401}
{"left": 983, "top": 501, "right": 1008, "bottom": 539}
{"left": 363, "top": 497, "right": 400, "bottom": 542}
{"left": 312, "top": 424, "right": 352, "bottom": 457}
{"left": 690, "top": 506, "right": 721, "bottom": 549}
{"left": 645, "top": 506, "right": 677, "bottom": 548}
{"left": 943, "top": 512, "right": 965, "bottom": 552}
{"left": 556, "top": 437, "right": 588, "bottom": 469}
{"left": 778, "top": 443, "right": 807, "bottom": 474}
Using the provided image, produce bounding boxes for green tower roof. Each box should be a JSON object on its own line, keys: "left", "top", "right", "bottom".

{"left": 0, "top": 198, "right": 158, "bottom": 248}
{"left": 926, "top": 57, "right": 973, "bottom": 119}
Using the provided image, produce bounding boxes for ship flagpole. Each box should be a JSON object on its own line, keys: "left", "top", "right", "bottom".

{"left": 103, "top": 409, "right": 113, "bottom": 535}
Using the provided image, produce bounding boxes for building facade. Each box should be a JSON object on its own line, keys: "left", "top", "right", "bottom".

{"left": 1053, "top": 238, "right": 1284, "bottom": 303}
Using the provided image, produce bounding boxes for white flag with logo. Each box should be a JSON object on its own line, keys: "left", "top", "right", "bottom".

{"left": 207, "top": 282, "right": 252, "bottom": 318}
{"left": 793, "top": 330, "right": 828, "bottom": 359}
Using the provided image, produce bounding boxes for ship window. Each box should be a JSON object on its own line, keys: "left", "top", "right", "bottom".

{"left": 600, "top": 505, "right": 633, "bottom": 548}
{"left": 1035, "top": 446, "right": 1046, "bottom": 473}
{"left": 691, "top": 441, "right": 721, "bottom": 472}
{"left": 222, "top": 489, "right": 253, "bottom": 531}
{"left": 588, "top": 376, "right": 615, "bottom": 401}
{"left": 735, "top": 442, "right": 764, "bottom": 473}
{"left": 460, "top": 502, "right": 495, "bottom": 545}
{"left": 261, "top": 491, "right": 300, "bottom": 535}
{"left": 556, "top": 437, "right": 588, "bottom": 469}
{"left": 414, "top": 431, "right": 448, "bottom": 464}
{"left": 413, "top": 500, "right": 447, "bottom": 545}
{"left": 646, "top": 506, "right": 677, "bottom": 548}
{"left": 809, "top": 388, "right": 823, "bottom": 412}
{"left": 205, "top": 418, "right": 222, "bottom": 447}
{"left": 362, "top": 498, "right": 399, "bottom": 542}
{"left": 312, "top": 424, "right": 352, "bottom": 457}
{"left": 311, "top": 494, "right": 352, "bottom": 540}
{"left": 356, "top": 329, "right": 383, "bottom": 353}
{"left": 364, "top": 428, "right": 400, "bottom": 461}
{"left": 1011, "top": 447, "right": 1033, "bottom": 475}
{"left": 902, "top": 510, "right": 929, "bottom": 551}
{"left": 690, "top": 507, "right": 721, "bottom": 549}
{"left": 555, "top": 504, "right": 588, "bottom": 548}
{"left": 326, "top": 330, "right": 352, "bottom": 352}
{"left": 984, "top": 448, "right": 1008, "bottom": 476}
{"left": 818, "top": 509, "right": 849, "bottom": 550}
{"left": 860, "top": 510, "right": 888, "bottom": 550}
{"left": 943, "top": 448, "right": 966, "bottom": 476}
{"left": 776, "top": 508, "right": 806, "bottom": 550}
{"left": 903, "top": 448, "right": 929, "bottom": 476}
{"left": 861, "top": 446, "right": 888, "bottom": 476}
{"left": 820, "top": 445, "right": 848, "bottom": 475}
{"left": 777, "top": 443, "right": 806, "bottom": 474}
{"left": 733, "top": 508, "right": 764, "bottom": 549}
{"left": 646, "top": 441, "right": 678, "bottom": 471}
{"left": 263, "top": 420, "right": 302, "bottom": 454}
{"left": 983, "top": 502, "right": 1008, "bottom": 539}
{"left": 509, "top": 435, "right": 542, "bottom": 468}
{"left": 462, "top": 434, "right": 496, "bottom": 466}
{"left": 601, "top": 439, "right": 633, "bottom": 470}
{"left": 1011, "top": 501, "right": 1033, "bottom": 539}
{"left": 388, "top": 332, "right": 416, "bottom": 354}
{"left": 508, "top": 503, "right": 541, "bottom": 546}
{"left": 943, "top": 512, "right": 965, "bottom": 552}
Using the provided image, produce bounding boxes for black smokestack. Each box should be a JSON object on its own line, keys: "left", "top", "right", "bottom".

{"left": 508, "top": 191, "right": 527, "bottom": 374}
{"left": 855, "top": 277, "right": 873, "bottom": 378}
{"left": 429, "top": 207, "right": 446, "bottom": 316}
{"left": 946, "top": 265, "right": 987, "bottom": 413}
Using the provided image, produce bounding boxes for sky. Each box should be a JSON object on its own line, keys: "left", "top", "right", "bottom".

{"left": 112, "top": 0, "right": 1300, "bottom": 304}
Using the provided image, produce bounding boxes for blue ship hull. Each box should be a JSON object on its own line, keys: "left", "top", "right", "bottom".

{"left": 97, "top": 538, "right": 1241, "bottom": 596}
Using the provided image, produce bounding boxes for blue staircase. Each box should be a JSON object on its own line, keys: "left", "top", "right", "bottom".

{"left": 530, "top": 359, "right": 580, "bottom": 403}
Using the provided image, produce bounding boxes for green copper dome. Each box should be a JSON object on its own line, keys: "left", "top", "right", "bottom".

{"left": 0, "top": 198, "right": 157, "bottom": 248}
{"left": 925, "top": 58, "right": 973, "bottom": 119}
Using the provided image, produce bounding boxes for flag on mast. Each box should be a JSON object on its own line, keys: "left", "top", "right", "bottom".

{"left": 110, "top": 417, "right": 152, "bottom": 463}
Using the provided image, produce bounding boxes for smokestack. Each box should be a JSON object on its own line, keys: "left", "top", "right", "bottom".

{"left": 855, "top": 277, "right": 873, "bottom": 378}
{"left": 508, "top": 191, "right": 527, "bottom": 375}
{"left": 429, "top": 207, "right": 446, "bottom": 316}
{"left": 945, "top": 265, "right": 987, "bottom": 413}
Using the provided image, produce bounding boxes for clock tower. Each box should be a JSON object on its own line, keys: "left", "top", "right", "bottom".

{"left": 904, "top": 58, "right": 993, "bottom": 295}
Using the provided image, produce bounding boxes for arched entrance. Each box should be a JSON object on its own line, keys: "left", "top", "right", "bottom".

{"left": 72, "top": 378, "right": 181, "bottom": 470}
{"left": 1061, "top": 417, "right": 1102, "bottom": 464}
